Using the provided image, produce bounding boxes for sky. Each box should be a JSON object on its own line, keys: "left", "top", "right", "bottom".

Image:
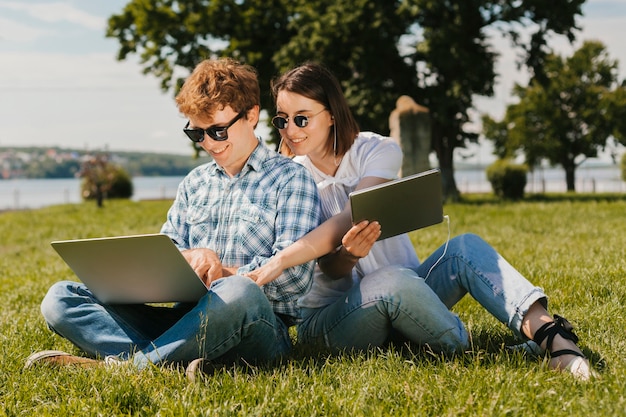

{"left": 0, "top": 1, "right": 625, "bottom": 162}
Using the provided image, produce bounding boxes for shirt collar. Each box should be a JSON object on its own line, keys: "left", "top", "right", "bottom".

{"left": 210, "top": 138, "right": 270, "bottom": 176}
{"left": 244, "top": 139, "right": 270, "bottom": 172}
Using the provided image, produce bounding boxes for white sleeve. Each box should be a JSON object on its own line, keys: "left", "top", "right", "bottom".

{"left": 354, "top": 132, "right": 403, "bottom": 179}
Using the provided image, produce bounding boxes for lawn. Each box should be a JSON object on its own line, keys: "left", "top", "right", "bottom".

{"left": 1, "top": 196, "right": 625, "bottom": 416}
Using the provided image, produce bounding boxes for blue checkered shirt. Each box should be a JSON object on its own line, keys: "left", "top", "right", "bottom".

{"left": 161, "top": 142, "right": 321, "bottom": 321}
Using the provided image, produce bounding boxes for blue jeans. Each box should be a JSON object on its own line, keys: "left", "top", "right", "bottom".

{"left": 298, "top": 233, "right": 546, "bottom": 353}
{"left": 40, "top": 275, "right": 291, "bottom": 369}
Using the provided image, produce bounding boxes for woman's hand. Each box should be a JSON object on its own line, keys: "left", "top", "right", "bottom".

{"left": 319, "top": 220, "right": 381, "bottom": 278}
{"left": 246, "top": 256, "right": 286, "bottom": 287}
{"left": 248, "top": 221, "right": 381, "bottom": 285}
{"left": 341, "top": 220, "right": 381, "bottom": 259}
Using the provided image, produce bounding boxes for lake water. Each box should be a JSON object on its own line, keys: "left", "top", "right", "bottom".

{"left": 0, "top": 166, "right": 624, "bottom": 211}
{"left": 455, "top": 165, "right": 625, "bottom": 194}
{"left": 0, "top": 176, "right": 185, "bottom": 211}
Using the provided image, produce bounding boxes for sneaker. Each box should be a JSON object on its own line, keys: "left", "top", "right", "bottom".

{"left": 104, "top": 355, "right": 124, "bottom": 366}
{"left": 24, "top": 350, "right": 103, "bottom": 369}
{"left": 24, "top": 350, "right": 125, "bottom": 369}
{"left": 186, "top": 358, "right": 204, "bottom": 382}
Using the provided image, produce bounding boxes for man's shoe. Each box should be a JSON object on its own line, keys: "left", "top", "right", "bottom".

{"left": 24, "top": 350, "right": 103, "bottom": 369}
{"left": 186, "top": 358, "right": 224, "bottom": 382}
{"left": 185, "top": 358, "right": 205, "bottom": 382}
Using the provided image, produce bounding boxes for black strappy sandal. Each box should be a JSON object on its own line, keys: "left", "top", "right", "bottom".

{"left": 533, "top": 314, "right": 584, "bottom": 359}
{"left": 532, "top": 314, "right": 593, "bottom": 380}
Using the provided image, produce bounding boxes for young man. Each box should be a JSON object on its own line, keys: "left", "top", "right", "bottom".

{"left": 25, "top": 58, "right": 321, "bottom": 378}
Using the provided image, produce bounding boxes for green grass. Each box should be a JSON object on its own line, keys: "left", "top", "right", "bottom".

{"left": 2, "top": 196, "right": 626, "bottom": 416}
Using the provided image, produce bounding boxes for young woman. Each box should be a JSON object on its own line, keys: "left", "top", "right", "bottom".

{"left": 247, "top": 62, "right": 594, "bottom": 380}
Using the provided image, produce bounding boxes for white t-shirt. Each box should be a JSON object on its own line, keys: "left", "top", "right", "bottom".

{"left": 297, "top": 132, "right": 421, "bottom": 308}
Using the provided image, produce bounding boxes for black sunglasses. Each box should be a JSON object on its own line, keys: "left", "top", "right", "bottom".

{"left": 271, "top": 108, "right": 327, "bottom": 130}
{"left": 183, "top": 110, "right": 246, "bottom": 142}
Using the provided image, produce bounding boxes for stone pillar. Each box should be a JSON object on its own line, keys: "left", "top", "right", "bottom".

{"left": 389, "top": 96, "right": 431, "bottom": 177}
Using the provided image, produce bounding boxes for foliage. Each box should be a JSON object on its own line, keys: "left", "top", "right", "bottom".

{"left": 105, "top": 0, "right": 585, "bottom": 200}
{"left": 622, "top": 152, "right": 626, "bottom": 182}
{"left": 483, "top": 41, "right": 626, "bottom": 192}
{"left": 95, "top": 167, "right": 134, "bottom": 199}
{"left": 121, "top": 151, "right": 209, "bottom": 177}
{"left": 24, "top": 158, "right": 81, "bottom": 179}
{"left": 486, "top": 159, "right": 528, "bottom": 200}
{"left": 2, "top": 198, "right": 626, "bottom": 415}
{"left": 79, "top": 155, "right": 133, "bottom": 207}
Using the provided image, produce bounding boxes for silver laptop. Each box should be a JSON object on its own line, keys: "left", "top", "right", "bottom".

{"left": 51, "top": 233, "right": 208, "bottom": 304}
{"left": 349, "top": 168, "right": 443, "bottom": 240}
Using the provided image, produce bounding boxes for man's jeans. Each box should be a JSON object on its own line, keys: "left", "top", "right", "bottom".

{"left": 298, "top": 233, "right": 546, "bottom": 353}
{"left": 40, "top": 275, "right": 291, "bottom": 369}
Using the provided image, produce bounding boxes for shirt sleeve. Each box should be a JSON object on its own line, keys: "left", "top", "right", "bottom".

{"left": 237, "top": 164, "right": 321, "bottom": 315}
{"left": 357, "top": 133, "right": 403, "bottom": 180}
{"left": 160, "top": 177, "right": 191, "bottom": 249}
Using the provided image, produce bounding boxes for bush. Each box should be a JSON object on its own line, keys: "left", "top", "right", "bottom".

{"left": 107, "top": 168, "right": 134, "bottom": 199}
{"left": 80, "top": 157, "right": 134, "bottom": 205}
{"left": 486, "top": 159, "right": 528, "bottom": 200}
{"left": 621, "top": 152, "right": 626, "bottom": 182}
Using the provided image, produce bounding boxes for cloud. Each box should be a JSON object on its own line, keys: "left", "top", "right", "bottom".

{"left": 585, "top": 0, "right": 626, "bottom": 18}
{"left": 0, "top": 50, "right": 173, "bottom": 91}
{"left": 475, "top": 4, "right": 626, "bottom": 120}
{"left": 0, "top": 1, "right": 104, "bottom": 31}
{"left": 0, "top": 48, "right": 186, "bottom": 155}
{"left": 0, "top": 16, "right": 51, "bottom": 42}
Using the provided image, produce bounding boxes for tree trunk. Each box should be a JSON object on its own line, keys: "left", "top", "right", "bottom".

{"left": 95, "top": 184, "right": 104, "bottom": 208}
{"left": 564, "top": 164, "right": 576, "bottom": 192}
{"left": 431, "top": 120, "right": 460, "bottom": 202}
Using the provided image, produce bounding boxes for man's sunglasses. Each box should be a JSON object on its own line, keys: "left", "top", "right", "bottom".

{"left": 271, "top": 108, "right": 327, "bottom": 130}
{"left": 183, "top": 110, "right": 246, "bottom": 142}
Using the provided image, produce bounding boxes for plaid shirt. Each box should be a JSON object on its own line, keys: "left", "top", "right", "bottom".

{"left": 161, "top": 142, "right": 321, "bottom": 321}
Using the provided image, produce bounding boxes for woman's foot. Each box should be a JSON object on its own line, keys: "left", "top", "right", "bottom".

{"left": 533, "top": 315, "right": 595, "bottom": 380}
{"left": 545, "top": 331, "right": 593, "bottom": 379}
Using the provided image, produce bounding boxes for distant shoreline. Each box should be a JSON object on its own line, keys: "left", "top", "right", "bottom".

{"left": 0, "top": 146, "right": 210, "bottom": 180}
{"left": 0, "top": 176, "right": 185, "bottom": 211}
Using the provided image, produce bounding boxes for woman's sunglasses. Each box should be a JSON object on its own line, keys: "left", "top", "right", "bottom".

{"left": 183, "top": 110, "right": 246, "bottom": 142}
{"left": 271, "top": 108, "right": 327, "bottom": 130}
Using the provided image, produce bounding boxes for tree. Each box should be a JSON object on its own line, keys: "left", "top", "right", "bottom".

{"left": 483, "top": 41, "right": 626, "bottom": 192}
{"left": 106, "top": 0, "right": 584, "bottom": 200}
{"left": 80, "top": 154, "right": 133, "bottom": 207}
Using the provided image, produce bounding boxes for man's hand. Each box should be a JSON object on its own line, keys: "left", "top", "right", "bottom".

{"left": 182, "top": 248, "right": 224, "bottom": 286}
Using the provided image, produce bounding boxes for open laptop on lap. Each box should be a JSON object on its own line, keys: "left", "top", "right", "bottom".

{"left": 349, "top": 168, "right": 444, "bottom": 240}
{"left": 51, "top": 233, "right": 208, "bottom": 304}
